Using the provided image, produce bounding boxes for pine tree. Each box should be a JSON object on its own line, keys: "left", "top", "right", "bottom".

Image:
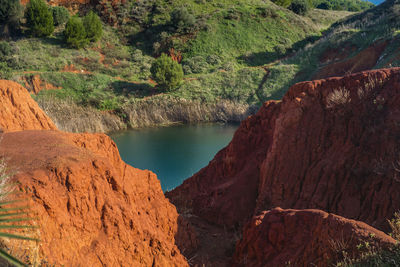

{"left": 83, "top": 11, "right": 102, "bottom": 42}
{"left": 64, "top": 17, "right": 88, "bottom": 49}
{"left": 25, "top": 0, "right": 54, "bottom": 37}
{"left": 151, "top": 53, "right": 184, "bottom": 91}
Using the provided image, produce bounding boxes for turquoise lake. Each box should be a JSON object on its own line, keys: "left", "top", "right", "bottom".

{"left": 110, "top": 124, "right": 238, "bottom": 191}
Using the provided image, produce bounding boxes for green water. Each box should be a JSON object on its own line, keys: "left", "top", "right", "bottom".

{"left": 110, "top": 124, "right": 238, "bottom": 191}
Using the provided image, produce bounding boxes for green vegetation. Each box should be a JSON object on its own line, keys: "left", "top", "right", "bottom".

{"left": 0, "top": 0, "right": 23, "bottom": 36}
{"left": 83, "top": 11, "right": 103, "bottom": 42}
{"left": 51, "top": 6, "right": 69, "bottom": 26}
{"left": 272, "top": 0, "right": 373, "bottom": 12}
{"left": 64, "top": 17, "right": 88, "bottom": 49}
{"left": 314, "top": 0, "right": 374, "bottom": 12}
{"left": 151, "top": 53, "right": 183, "bottom": 91}
{"left": 0, "top": 0, "right": 361, "bottom": 128}
{"left": 25, "top": 0, "right": 54, "bottom": 37}
{"left": 336, "top": 213, "right": 400, "bottom": 266}
{"left": 289, "top": 0, "right": 311, "bottom": 15}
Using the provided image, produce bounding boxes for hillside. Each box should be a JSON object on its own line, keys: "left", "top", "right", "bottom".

{"left": 0, "top": 0, "right": 355, "bottom": 132}
{"left": 265, "top": 0, "right": 400, "bottom": 93}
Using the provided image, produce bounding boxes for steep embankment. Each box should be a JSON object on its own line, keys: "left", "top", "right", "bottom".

{"left": 233, "top": 208, "right": 397, "bottom": 266}
{"left": 0, "top": 80, "right": 56, "bottom": 132}
{"left": 168, "top": 68, "right": 400, "bottom": 231}
{"left": 0, "top": 80, "right": 192, "bottom": 266}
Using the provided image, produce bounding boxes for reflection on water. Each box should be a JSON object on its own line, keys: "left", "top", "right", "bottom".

{"left": 110, "top": 123, "right": 238, "bottom": 191}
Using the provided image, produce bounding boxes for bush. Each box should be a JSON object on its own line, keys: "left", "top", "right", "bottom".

{"left": 271, "top": 0, "right": 292, "bottom": 8}
{"left": 170, "top": 7, "right": 196, "bottom": 33}
{"left": 182, "top": 56, "right": 209, "bottom": 74}
{"left": 150, "top": 53, "right": 183, "bottom": 91}
{"left": 64, "top": 17, "right": 88, "bottom": 49}
{"left": 25, "top": 0, "right": 54, "bottom": 37}
{"left": 0, "top": 62, "right": 12, "bottom": 79}
{"left": 289, "top": 0, "right": 310, "bottom": 15}
{"left": 0, "top": 41, "right": 11, "bottom": 60}
{"left": 83, "top": 11, "right": 102, "bottom": 42}
{"left": 51, "top": 6, "right": 70, "bottom": 26}
{"left": 0, "top": 0, "right": 23, "bottom": 35}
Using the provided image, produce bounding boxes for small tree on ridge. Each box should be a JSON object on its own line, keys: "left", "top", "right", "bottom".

{"left": 150, "top": 53, "right": 184, "bottom": 91}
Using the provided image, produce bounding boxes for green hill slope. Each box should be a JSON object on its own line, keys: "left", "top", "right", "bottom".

{"left": 2, "top": 0, "right": 355, "bottom": 131}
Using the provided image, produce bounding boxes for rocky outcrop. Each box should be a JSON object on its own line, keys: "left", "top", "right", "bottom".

{"left": 36, "top": 96, "right": 127, "bottom": 133}
{"left": 0, "top": 81, "right": 189, "bottom": 266}
{"left": 0, "top": 80, "right": 56, "bottom": 132}
{"left": 1, "top": 130, "right": 189, "bottom": 266}
{"left": 168, "top": 68, "right": 400, "bottom": 230}
{"left": 233, "top": 208, "right": 397, "bottom": 267}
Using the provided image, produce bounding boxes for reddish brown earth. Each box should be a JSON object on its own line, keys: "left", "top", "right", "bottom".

{"left": 0, "top": 81, "right": 191, "bottom": 266}
{"left": 23, "top": 75, "right": 61, "bottom": 94}
{"left": 168, "top": 68, "right": 400, "bottom": 231}
{"left": 313, "top": 41, "right": 388, "bottom": 79}
{"left": 232, "top": 208, "right": 397, "bottom": 267}
{"left": 0, "top": 80, "right": 56, "bottom": 132}
{"left": 0, "top": 131, "right": 190, "bottom": 266}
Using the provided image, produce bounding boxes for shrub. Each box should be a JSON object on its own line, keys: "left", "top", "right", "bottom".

{"left": 0, "top": 0, "right": 23, "bottom": 35}
{"left": 170, "top": 7, "right": 196, "bottom": 33}
{"left": 83, "top": 11, "right": 102, "bottom": 42}
{"left": 271, "top": 0, "right": 292, "bottom": 8}
{"left": 289, "top": 0, "right": 310, "bottom": 15}
{"left": 182, "top": 56, "right": 209, "bottom": 74}
{"left": 150, "top": 53, "right": 183, "bottom": 91}
{"left": 0, "top": 61, "right": 12, "bottom": 79}
{"left": 0, "top": 41, "right": 11, "bottom": 60}
{"left": 25, "top": 0, "right": 54, "bottom": 37}
{"left": 51, "top": 6, "right": 70, "bottom": 26}
{"left": 64, "top": 17, "right": 88, "bottom": 49}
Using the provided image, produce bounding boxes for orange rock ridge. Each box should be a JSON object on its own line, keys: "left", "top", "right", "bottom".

{"left": 0, "top": 80, "right": 190, "bottom": 266}
{"left": 0, "top": 80, "right": 57, "bottom": 132}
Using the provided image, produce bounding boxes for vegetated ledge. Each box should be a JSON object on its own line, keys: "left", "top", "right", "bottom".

{"left": 167, "top": 68, "right": 400, "bottom": 265}
{"left": 36, "top": 95, "right": 257, "bottom": 133}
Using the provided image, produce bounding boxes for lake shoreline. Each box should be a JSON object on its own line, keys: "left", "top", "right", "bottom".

{"left": 37, "top": 96, "right": 258, "bottom": 134}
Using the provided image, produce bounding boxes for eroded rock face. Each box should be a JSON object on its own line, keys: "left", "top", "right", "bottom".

{"left": 0, "top": 80, "right": 57, "bottom": 132}
{"left": 232, "top": 208, "right": 397, "bottom": 267}
{"left": 0, "top": 81, "right": 189, "bottom": 266}
{"left": 168, "top": 68, "right": 400, "bottom": 230}
{"left": 0, "top": 130, "right": 188, "bottom": 266}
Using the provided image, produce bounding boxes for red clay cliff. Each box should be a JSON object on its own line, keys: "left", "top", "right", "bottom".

{"left": 0, "top": 80, "right": 189, "bottom": 266}
{"left": 233, "top": 208, "right": 397, "bottom": 267}
{"left": 168, "top": 68, "right": 400, "bottom": 231}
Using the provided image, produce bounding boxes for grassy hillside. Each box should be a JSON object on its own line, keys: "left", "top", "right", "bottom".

{"left": 0, "top": 0, "right": 357, "bottom": 130}
{"left": 262, "top": 0, "right": 400, "bottom": 92}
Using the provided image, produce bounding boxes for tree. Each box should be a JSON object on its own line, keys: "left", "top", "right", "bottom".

{"left": 51, "top": 6, "right": 70, "bottom": 26}
{"left": 0, "top": 0, "right": 23, "bottom": 35}
{"left": 25, "top": 0, "right": 54, "bottom": 37}
{"left": 64, "top": 17, "right": 88, "bottom": 49}
{"left": 289, "top": 0, "right": 311, "bottom": 15}
{"left": 150, "top": 53, "right": 184, "bottom": 91}
{"left": 83, "top": 11, "right": 102, "bottom": 42}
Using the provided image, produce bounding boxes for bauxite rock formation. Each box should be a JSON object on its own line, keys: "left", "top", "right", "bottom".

{"left": 0, "top": 131, "right": 188, "bottom": 266}
{"left": 232, "top": 208, "right": 397, "bottom": 266}
{"left": 168, "top": 68, "right": 400, "bottom": 230}
{"left": 0, "top": 81, "right": 190, "bottom": 266}
{"left": 0, "top": 80, "right": 56, "bottom": 132}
